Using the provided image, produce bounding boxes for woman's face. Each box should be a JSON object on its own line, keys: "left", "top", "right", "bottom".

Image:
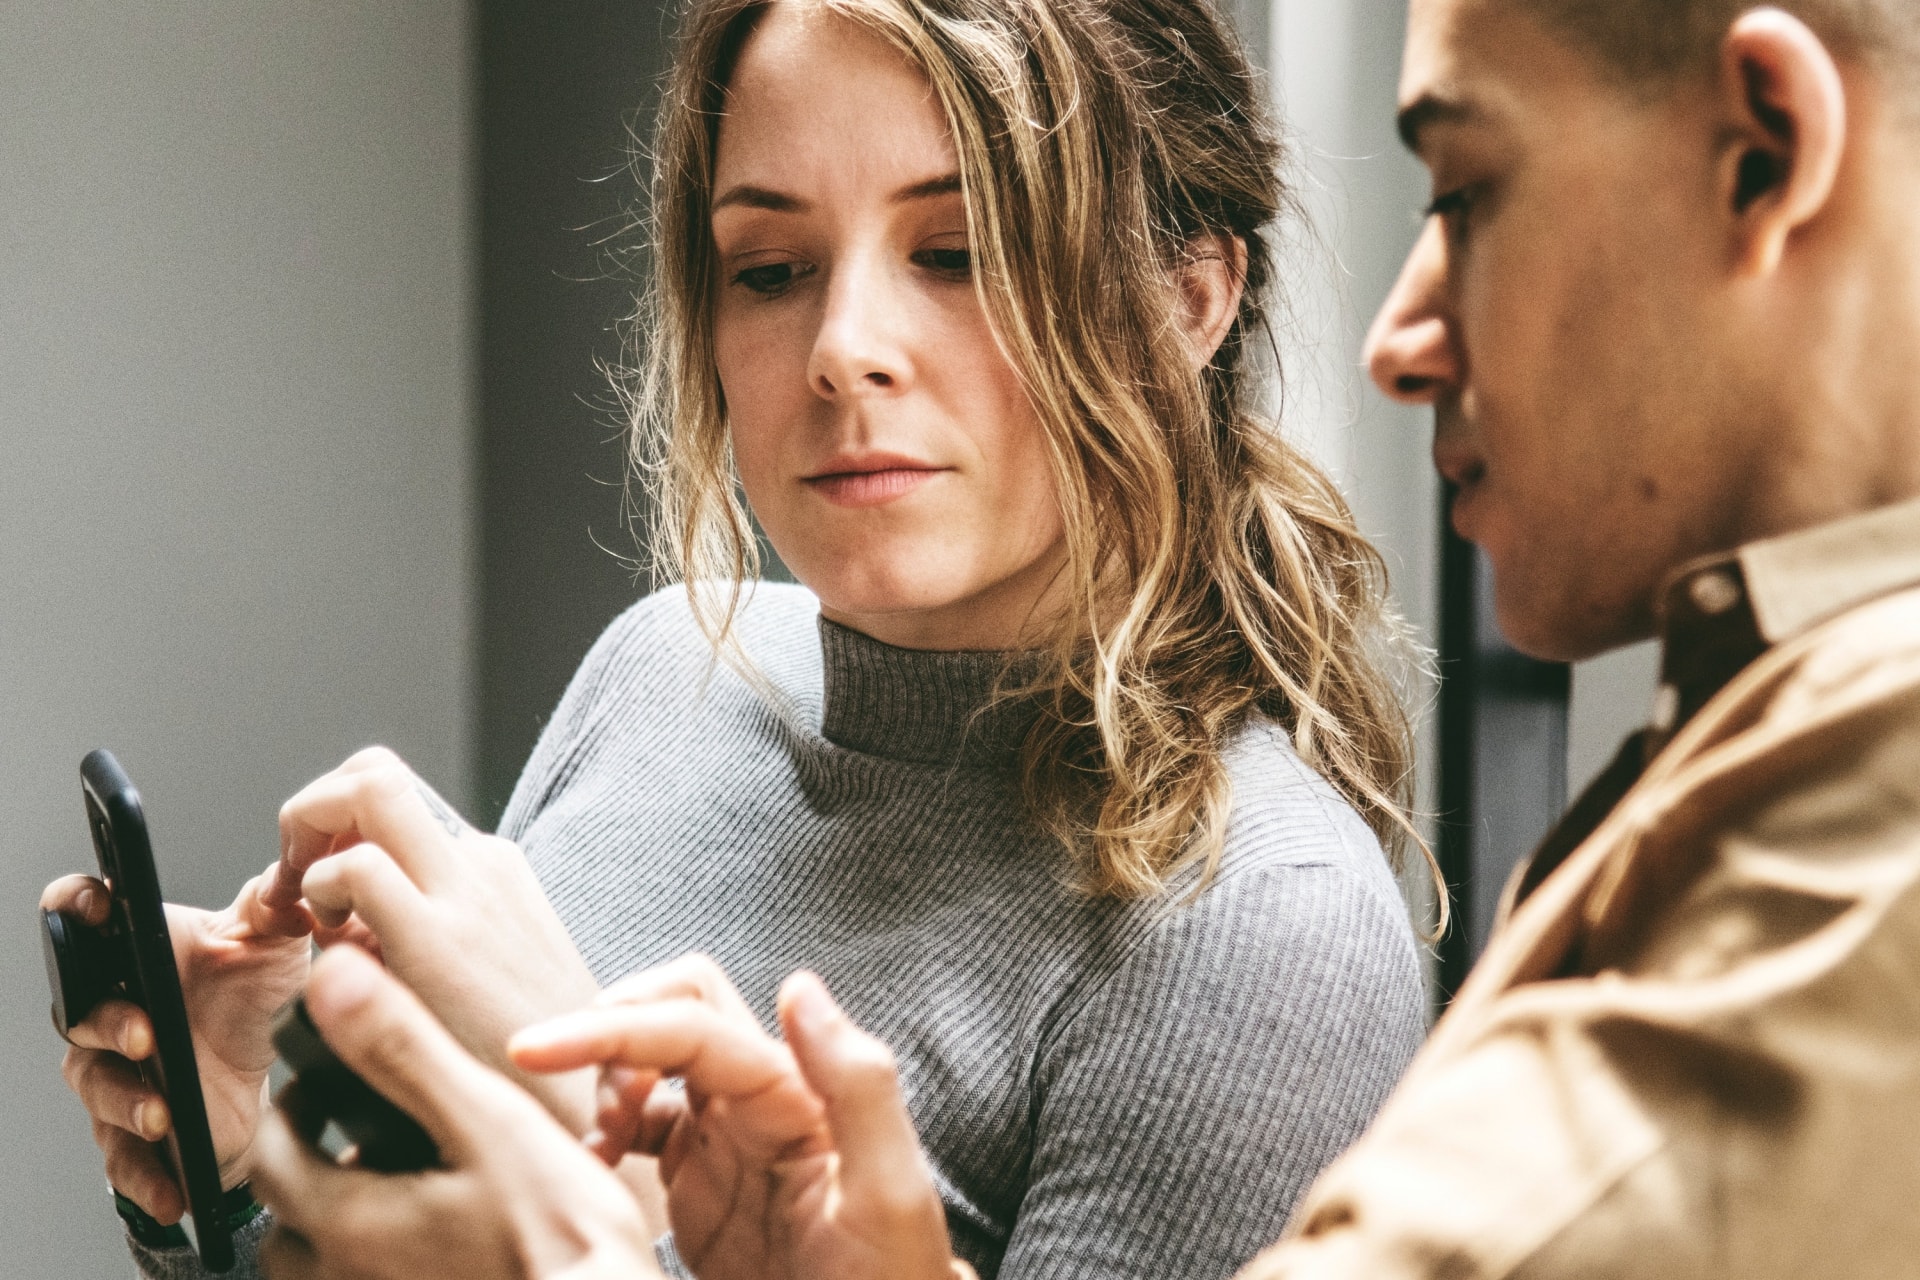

{"left": 710, "top": 3, "right": 1065, "bottom": 651}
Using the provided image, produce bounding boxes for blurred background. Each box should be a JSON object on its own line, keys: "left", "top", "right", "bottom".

{"left": 1, "top": 1, "right": 1656, "bottom": 1270}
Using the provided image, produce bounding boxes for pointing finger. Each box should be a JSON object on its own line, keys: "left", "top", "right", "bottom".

{"left": 595, "top": 953, "right": 758, "bottom": 1022}
{"left": 780, "top": 972, "right": 940, "bottom": 1220}
{"left": 299, "top": 843, "right": 425, "bottom": 937}
{"left": 267, "top": 750, "right": 465, "bottom": 912}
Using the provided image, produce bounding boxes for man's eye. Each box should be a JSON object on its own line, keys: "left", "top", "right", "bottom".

{"left": 1424, "top": 188, "right": 1475, "bottom": 230}
{"left": 732, "top": 262, "right": 805, "bottom": 295}
{"left": 913, "top": 247, "right": 972, "bottom": 278}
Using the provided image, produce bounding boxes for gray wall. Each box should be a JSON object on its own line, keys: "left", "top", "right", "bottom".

{"left": 475, "top": 0, "right": 673, "bottom": 822}
{"left": 1270, "top": 0, "right": 1443, "bottom": 934}
{"left": 0, "top": 3, "right": 472, "bottom": 1270}
{"left": 1570, "top": 641, "right": 1662, "bottom": 794}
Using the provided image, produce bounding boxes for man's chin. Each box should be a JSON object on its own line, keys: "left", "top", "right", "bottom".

{"left": 1489, "top": 566, "right": 1657, "bottom": 664}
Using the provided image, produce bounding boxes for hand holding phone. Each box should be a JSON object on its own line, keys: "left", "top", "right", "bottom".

{"left": 42, "top": 750, "right": 235, "bottom": 1271}
{"left": 42, "top": 751, "right": 312, "bottom": 1272}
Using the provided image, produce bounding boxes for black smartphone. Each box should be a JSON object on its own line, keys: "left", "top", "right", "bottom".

{"left": 270, "top": 994, "right": 439, "bottom": 1173}
{"left": 41, "top": 750, "right": 233, "bottom": 1272}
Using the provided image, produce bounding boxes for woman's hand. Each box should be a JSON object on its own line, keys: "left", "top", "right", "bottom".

{"left": 251, "top": 945, "right": 661, "bottom": 1280}
{"left": 509, "top": 956, "right": 972, "bottom": 1280}
{"left": 262, "top": 747, "right": 602, "bottom": 1126}
{"left": 43, "top": 868, "right": 311, "bottom": 1220}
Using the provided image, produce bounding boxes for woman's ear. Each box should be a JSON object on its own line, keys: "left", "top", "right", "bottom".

{"left": 1175, "top": 233, "right": 1248, "bottom": 371}
{"left": 1716, "top": 8, "right": 1848, "bottom": 278}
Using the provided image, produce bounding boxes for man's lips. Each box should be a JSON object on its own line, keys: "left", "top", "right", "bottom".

{"left": 1431, "top": 438, "right": 1486, "bottom": 492}
{"left": 802, "top": 454, "right": 949, "bottom": 508}
{"left": 1433, "top": 443, "right": 1488, "bottom": 540}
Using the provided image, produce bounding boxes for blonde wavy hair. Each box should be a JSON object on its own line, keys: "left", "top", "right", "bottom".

{"left": 628, "top": 0, "right": 1441, "bottom": 915}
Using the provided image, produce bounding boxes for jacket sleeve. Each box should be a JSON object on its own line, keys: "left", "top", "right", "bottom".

{"left": 1240, "top": 630, "right": 1920, "bottom": 1280}
{"left": 127, "top": 1207, "right": 272, "bottom": 1280}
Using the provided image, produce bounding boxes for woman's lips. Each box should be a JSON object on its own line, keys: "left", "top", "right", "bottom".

{"left": 803, "top": 458, "right": 947, "bottom": 508}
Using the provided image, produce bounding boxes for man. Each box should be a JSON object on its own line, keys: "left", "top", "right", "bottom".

{"left": 246, "top": 0, "right": 1920, "bottom": 1276}
{"left": 1246, "top": 0, "right": 1920, "bottom": 1273}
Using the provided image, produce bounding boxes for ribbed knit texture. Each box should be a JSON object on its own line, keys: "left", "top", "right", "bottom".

{"left": 131, "top": 583, "right": 1426, "bottom": 1280}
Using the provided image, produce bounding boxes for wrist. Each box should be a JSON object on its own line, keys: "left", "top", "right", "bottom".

{"left": 115, "top": 1182, "right": 265, "bottom": 1252}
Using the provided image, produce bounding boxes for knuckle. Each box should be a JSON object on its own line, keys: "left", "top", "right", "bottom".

{"left": 680, "top": 952, "right": 725, "bottom": 987}
{"left": 349, "top": 744, "right": 402, "bottom": 770}
{"left": 366, "top": 763, "right": 415, "bottom": 802}
{"left": 100, "top": 1137, "right": 152, "bottom": 1199}
{"left": 66, "top": 1050, "right": 113, "bottom": 1103}
{"left": 60, "top": 1047, "right": 88, "bottom": 1093}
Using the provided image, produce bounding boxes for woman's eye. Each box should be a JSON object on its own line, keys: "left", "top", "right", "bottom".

{"left": 913, "top": 246, "right": 972, "bottom": 278}
{"left": 731, "top": 262, "right": 806, "bottom": 296}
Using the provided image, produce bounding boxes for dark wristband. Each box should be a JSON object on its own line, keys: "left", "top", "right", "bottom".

{"left": 114, "top": 1182, "right": 264, "bottom": 1251}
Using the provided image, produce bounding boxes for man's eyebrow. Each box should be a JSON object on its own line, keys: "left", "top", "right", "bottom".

{"left": 1397, "top": 94, "right": 1477, "bottom": 154}
{"left": 712, "top": 184, "right": 806, "bottom": 213}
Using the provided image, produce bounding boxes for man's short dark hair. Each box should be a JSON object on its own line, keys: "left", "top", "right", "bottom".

{"left": 1518, "top": 0, "right": 1920, "bottom": 91}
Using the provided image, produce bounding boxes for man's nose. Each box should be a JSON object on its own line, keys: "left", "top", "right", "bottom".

{"left": 808, "top": 255, "right": 914, "bottom": 401}
{"left": 1365, "top": 221, "right": 1459, "bottom": 406}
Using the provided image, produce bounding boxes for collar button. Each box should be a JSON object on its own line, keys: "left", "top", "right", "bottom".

{"left": 1687, "top": 570, "right": 1743, "bottom": 617}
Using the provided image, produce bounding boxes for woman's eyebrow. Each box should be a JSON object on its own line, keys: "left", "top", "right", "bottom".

{"left": 713, "top": 184, "right": 805, "bottom": 213}
{"left": 892, "top": 172, "right": 962, "bottom": 204}
{"left": 710, "top": 173, "right": 959, "bottom": 214}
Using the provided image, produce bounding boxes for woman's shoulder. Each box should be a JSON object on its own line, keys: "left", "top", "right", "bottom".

{"left": 593, "top": 580, "right": 819, "bottom": 660}
{"left": 1036, "top": 720, "right": 1427, "bottom": 1094}
{"left": 499, "top": 582, "right": 823, "bottom": 834}
{"left": 535, "top": 581, "right": 824, "bottom": 746}
{"left": 1046, "top": 720, "right": 1423, "bottom": 1039}
{"left": 1211, "top": 717, "right": 1411, "bottom": 922}
{"left": 570, "top": 581, "right": 818, "bottom": 697}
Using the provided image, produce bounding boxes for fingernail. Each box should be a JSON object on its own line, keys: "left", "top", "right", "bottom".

{"left": 74, "top": 888, "right": 99, "bottom": 921}
{"left": 122, "top": 1022, "right": 152, "bottom": 1060}
{"left": 137, "top": 1100, "right": 170, "bottom": 1139}
{"left": 787, "top": 975, "right": 838, "bottom": 1033}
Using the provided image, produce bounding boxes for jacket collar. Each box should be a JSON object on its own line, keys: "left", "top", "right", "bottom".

{"left": 1650, "top": 494, "right": 1920, "bottom": 750}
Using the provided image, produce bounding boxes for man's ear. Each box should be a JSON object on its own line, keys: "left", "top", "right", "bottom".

{"left": 1175, "top": 233, "right": 1248, "bottom": 370}
{"left": 1717, "top": 8, "right": 1848, "bottom": 277}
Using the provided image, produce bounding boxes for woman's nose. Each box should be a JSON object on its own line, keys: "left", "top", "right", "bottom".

{"left": 1365, "top": 222, "right": 1460, "bottom": 406}
{"left": 808, "top": 256, "right": 914, "bottom": 400}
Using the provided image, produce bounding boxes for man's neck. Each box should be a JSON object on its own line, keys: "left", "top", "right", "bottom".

{"left": 1734, "top": 177, "right": 1920, "bottom": 548}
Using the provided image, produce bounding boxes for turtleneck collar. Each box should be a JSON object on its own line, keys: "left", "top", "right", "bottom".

{"left": 817, "top": 615, "right": 1041, "bottom": 767}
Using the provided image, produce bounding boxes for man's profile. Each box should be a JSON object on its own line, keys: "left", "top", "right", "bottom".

{"left": 1247, "top": 0, "right": 1920, "bottom": 1272}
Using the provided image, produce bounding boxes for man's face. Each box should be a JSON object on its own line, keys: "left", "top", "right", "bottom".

{"left": 1367, "top": 0, "right": 1759, "bottom": 661}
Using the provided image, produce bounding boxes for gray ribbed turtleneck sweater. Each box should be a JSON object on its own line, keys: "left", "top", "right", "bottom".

{"left": 133, "top": 584, "right": 1426, "bottom": 1280}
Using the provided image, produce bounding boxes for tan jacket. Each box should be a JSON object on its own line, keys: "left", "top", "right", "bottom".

{"left": 1243, "top": 498, "right": 1920, "bottom": 1280}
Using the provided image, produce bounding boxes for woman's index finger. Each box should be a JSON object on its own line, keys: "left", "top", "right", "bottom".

{"left": 271, "top": 757, "right": 462, "bottom": 904}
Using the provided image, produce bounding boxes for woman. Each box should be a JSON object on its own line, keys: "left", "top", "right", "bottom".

{"left": 51, "top": 0, "right": 1434, "bottom": 1275}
